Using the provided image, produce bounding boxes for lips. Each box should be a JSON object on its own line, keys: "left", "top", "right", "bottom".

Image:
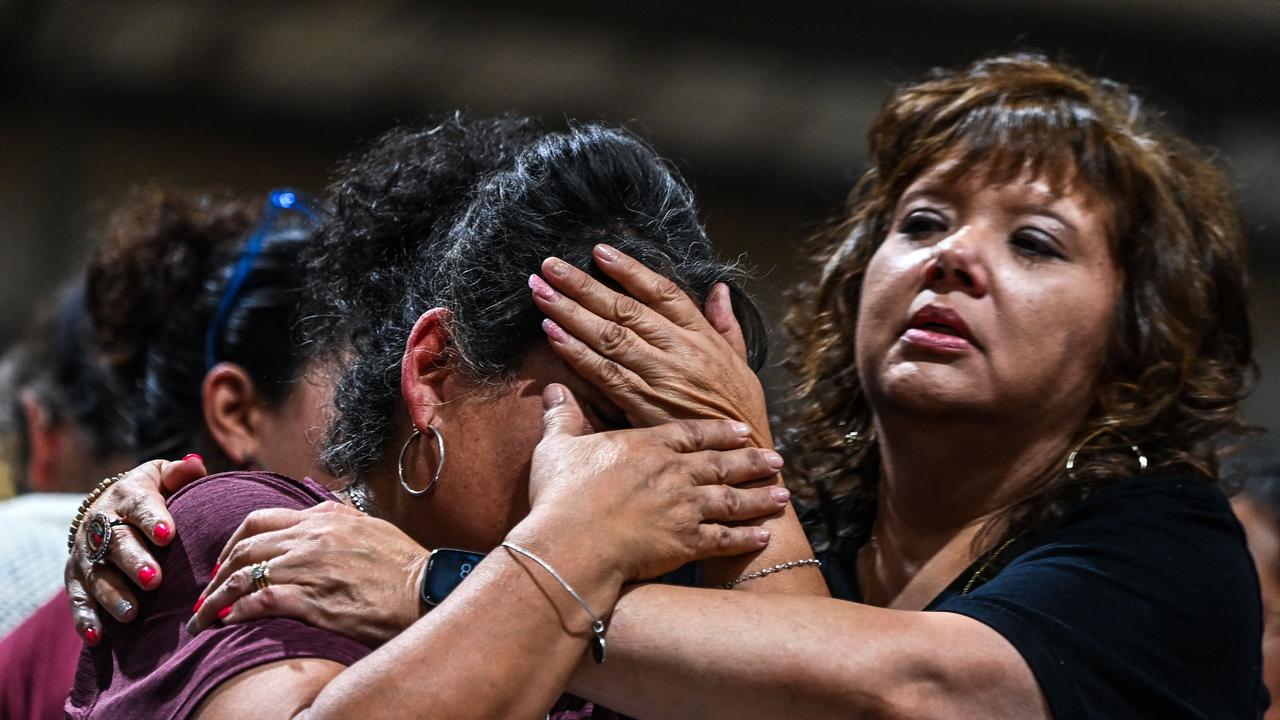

{"left": 902, "top": 304, "right": 979, "bottom": 352}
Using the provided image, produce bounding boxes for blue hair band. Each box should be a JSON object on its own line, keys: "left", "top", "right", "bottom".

{"left": 203, "top": 189, "right": 313, "bottom": 372}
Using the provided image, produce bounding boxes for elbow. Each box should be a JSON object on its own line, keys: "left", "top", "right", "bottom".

{"left": 858, "top": 654, "right": 1019, "bottom": 720}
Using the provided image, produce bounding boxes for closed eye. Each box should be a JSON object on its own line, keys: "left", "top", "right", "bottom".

{"left": 1011, "top": 228, "right": 1065, "bottom": 261}
{"left": 898, "top": 210, "right": 948, "bottom": 238}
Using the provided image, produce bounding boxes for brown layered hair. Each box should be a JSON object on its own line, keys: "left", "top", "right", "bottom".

{"left": 786, "top": 53, "right": 1255, "bottom": 543}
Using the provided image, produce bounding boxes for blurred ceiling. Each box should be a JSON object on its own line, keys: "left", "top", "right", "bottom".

{"left": 2, "top": 1, "right": 1277, "bottom": 218}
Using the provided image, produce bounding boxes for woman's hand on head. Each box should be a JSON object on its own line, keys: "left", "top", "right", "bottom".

{"left": 187, "top": 501, "right": 430, "bottom": 647}
{"left": 530, "top": 245, "right": 772, "bottom": 446}
{"left": 515, "top": 383, "right": 788, "bottom": 584}
{"left": 65, "top": 454, "right": 207, "bottom": 644}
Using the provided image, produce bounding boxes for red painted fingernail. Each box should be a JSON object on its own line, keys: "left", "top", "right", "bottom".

{"left": 218, "top": 605, "right": 233, "bottom": 621}
{"left": 84, "top": 626, "right": 100, "bottom": 645}
{"left": 542, "top": 318, "right": 567, "bottom": 343}
{"left": 183, "top": 453, "right": 202, "bottom": 463}
{"left": 138, "top": 565, "right": 157, "bottom": 586}
{"left": 594, "top": 244, "right": 619, "bottom": 262}
{"left": 528, "top": 274, "right": 556, "bottom": 301}
{"left": 193, "top": 596, "right": 204, "bottom": 613}
{"left": 154, "top": 522, "right": 171, "bottom": 541}
{"left": 211, "top": 562, "right": 221, "bottom": 577}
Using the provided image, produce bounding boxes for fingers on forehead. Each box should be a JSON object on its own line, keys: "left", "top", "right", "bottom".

{"left": 593, "top": 248, "right": 709, "bottom": 328}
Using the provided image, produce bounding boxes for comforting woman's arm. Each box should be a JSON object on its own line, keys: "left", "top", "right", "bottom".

{"left": 190, "top": 388, "right": 791, "bottom": 719}
{"left": 569, "top": 585, "right": 1049, "bottom": 720}
{"left": 198, "top": 546, "right": 621, "bottom": 719}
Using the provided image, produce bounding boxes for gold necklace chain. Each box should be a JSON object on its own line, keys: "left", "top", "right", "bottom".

{"left": 959, "top": 537, "right": 1018, "bottom": 595}
{"left": 859, "top": 534, "right": 1019, "bottom": 603}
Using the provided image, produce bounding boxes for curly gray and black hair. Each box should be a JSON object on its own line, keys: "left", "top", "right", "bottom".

{"left": 304, "top": 114, "right": 768, "bottom": 481}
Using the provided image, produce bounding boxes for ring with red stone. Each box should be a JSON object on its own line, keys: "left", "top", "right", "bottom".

{"left": 85, "top": 512, "right": 127, "bottom": 565}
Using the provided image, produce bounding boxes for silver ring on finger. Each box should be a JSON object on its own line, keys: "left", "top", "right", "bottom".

{"left": 250, "top": 560, "right": 272, "bottom": 592}
{"left": 84, "top": 512, "right": 129, "bottom": 565}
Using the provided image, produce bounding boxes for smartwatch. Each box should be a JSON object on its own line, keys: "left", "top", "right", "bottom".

{"left": 419, "top": 548, "right": 487, "bottom": 606}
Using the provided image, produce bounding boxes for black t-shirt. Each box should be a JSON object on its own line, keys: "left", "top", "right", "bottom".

{"left": 814, "top": 475, "right": 1266, "bottom": 719}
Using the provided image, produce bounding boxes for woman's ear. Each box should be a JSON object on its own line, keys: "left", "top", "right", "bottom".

{"left": 20, "top": 390, "right": 64, "bottom": 492}
{"left": 202, "top": 363, "right": 266, "bottom": 468}
{"left": 401, "top": 308, "right": 454, "bottom": 431}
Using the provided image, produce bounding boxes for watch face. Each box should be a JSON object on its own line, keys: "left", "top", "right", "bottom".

{"left": 421, "top": 548, "right": 487, "bottom": 606}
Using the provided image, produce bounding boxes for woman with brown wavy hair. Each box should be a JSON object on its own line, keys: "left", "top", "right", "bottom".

{"left": 530, "top": 52, "right": 1263, "bottom": 718}
{"left": 69, "top": 54, "right": 1263, "bottom": 718}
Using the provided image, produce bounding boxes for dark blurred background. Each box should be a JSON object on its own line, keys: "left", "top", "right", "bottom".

{"left": 1, "top": 0, "right": 1277, "bottom": 451}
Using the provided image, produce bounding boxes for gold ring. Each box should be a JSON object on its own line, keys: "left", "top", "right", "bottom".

{"left": 250, "top": 561, "right": 271, "bottom": 591}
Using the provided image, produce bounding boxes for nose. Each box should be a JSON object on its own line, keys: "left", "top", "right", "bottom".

{"left": 922, "top": 231, "right": 989, "bottom": 297}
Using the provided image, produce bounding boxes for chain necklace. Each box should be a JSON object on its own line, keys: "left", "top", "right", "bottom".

{"left": 859, "top": 533, "right": 1019, "bottom": 603}
{"left": 341, "top": 483, "right": 372, "bottom": 514}
{"left": 959, "top": 536, "right": 1018, "bottom": 595}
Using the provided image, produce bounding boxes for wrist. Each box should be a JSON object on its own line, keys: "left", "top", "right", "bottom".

{"left": 406, "top": 549, "right": 431, "bottom": 622}
{"left": 504, "top": 513, "right": 626, "bottom": 620}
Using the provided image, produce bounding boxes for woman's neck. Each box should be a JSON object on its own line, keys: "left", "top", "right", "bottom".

{"left": 858, "top": 410, "right": 1074, "bottom": 608}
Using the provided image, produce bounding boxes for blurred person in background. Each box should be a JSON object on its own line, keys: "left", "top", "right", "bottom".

{"left": 0, "top": 277, "right": 133, "bottom": 636}
{"left": 0, "top": 186, "right": 325, "bottom": 720}
{"left": 66, "top": 186, "right": 334, "bottom": 633}
{"left": 1233, "top": 461, "right": 1280, "bottom": 720}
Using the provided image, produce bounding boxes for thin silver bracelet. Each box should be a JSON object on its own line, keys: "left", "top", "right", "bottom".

{"left": 501, "top": 541, "right": 609, "bottom": 664}
{"left": 715, "top": 558, "right": 822, "bottom": 590}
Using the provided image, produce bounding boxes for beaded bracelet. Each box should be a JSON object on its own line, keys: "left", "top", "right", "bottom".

{"left": 67, "top": 472, "right": 127, "bottom": 552}
{"left": 714, "top": 558, "right": 822, "bottom": 590}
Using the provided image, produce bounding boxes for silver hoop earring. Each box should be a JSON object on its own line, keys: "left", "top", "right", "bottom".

{"left": 398, "top": 426, "right": 445, "bottom": 496}
{"left": 1064, "top": 441, "right": 1147, "bottom": 479}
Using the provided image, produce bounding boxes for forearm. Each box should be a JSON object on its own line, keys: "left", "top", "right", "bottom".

{"left": 568, "top": 585, "right": 1041, "bottom": 720}
{"left": 305, "top": 541, "right": 618, "bottom": 719}
{"left": 698, "top": 473, "right": 828, "bottom": 596}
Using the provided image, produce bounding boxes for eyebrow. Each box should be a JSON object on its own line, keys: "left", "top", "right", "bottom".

{"left": 897, "top": 186, "right": 956, "bottom": 210}
{"left": 1005, "top": 202, "right": 1080, "bottom": 235}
